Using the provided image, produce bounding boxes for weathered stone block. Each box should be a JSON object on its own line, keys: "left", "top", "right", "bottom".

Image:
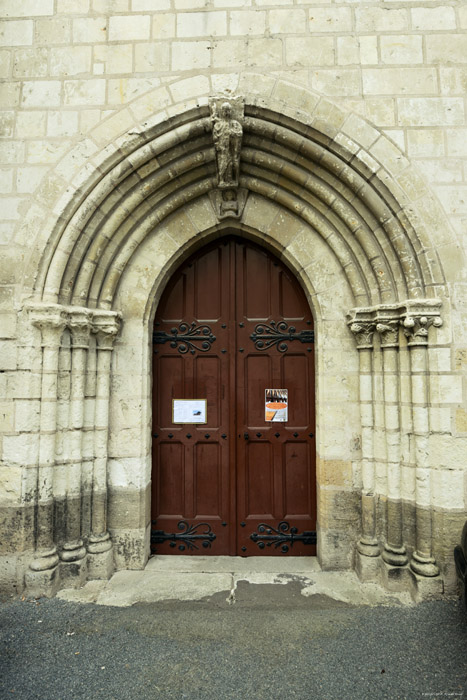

{"left": 50, "top": 46, "right": 92, "bottom": 76}
{"left": 285, "top": 37, "right": 334, "bottom": 67}
{"left": 21, "top": 81, "right": 61, "bottom": 108}
{"left": 34, "top": 17, "right": 71, "bottom": 45}
{"left": 134, "top": 43, "right": 169, "bottom": 73}
{"left": 364, "top": 68, "right": 437, "bottom": 96}
{"left": 268, "top": 9, "right": 304, "bottom": 34}
{"left": 171, "top": 41, "right": 210, "bottom": 71}
{"left": 247, "top": 38, "right": 282, "bottom": 67}
{"left": 355, "top": 7, "right": 407, "bottom": 32}
{"left": 0, "top": 111, "right": 14, "bottom": 138}
{"left": 426, "top": 35, "right": 467, "bottom": 65}
{"left": 0, "top": 83, "right": 20, "bottom": 108}
{"left": 0, "top": 20, "right": 33, "bottom": 46}
{"left": 73, "top": 17, "right": 107, "bottom": 43}
{"left": 47, "top": 111, "right": 79, "bottom": 137}
{"left": 380, "top": 35, "right": 423, "bottom": 65}
{"left": 108, "top": 15, "right": 150, "bottom": 41}
{"left": 231, "top": 10, "right": 266, "bottom": 36}
{"left": 64, "top": 78, "right": 105, "bottom": 105}
{"left": 211, "top": 39, "right": 245, "bottom": 69}
{"left": 308, "top": 7, "right": 352, "bottom": 33}
{"left": 152, "top": 13, "right": 175, "bottom": 38}
{"left": 311, "top": 69, "right": 360, "bottom": 97}
{"left": 58, "top": 0, "right": 90, "bottom": 12}
{"left": 397, "top": 98, "right": 464, "bottom": 127}
{"left": 411, "top": 7, "right": 456, "bottom": 31}
{"left": 13, "top": 48, "right": 48, "bottom": 78}
{"left": 95, "top": 44, "right": 134, "bottom": 74}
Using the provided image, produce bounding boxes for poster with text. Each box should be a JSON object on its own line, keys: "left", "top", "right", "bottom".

{"left": 172, "top": 399, "right": 207, "bottom": 424}
{"left": 265, "top": 389, "right": 288, "bottom": 422}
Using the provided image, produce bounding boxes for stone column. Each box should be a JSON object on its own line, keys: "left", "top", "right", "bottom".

{"left": 25, "top": 306, "right": 67, "bottom": 597}
{"left": 59, "top": 311, "right": 90, "bottom": 586}
{"left": 377, "top": 321, "right": 408, "bottom": 568}
{"left": 403, "top": 314, "right": 442, "bottom": 578}
{"left": 350, "top": 321, "right": 381, "bottom": 567}
{"left": 87, "top": 311, "right": 121, "bottom": 579}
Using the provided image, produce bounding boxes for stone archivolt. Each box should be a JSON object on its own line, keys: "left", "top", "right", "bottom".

{"left": 19, "top": 94, "right": 450, "bottom": 598}
{"left": 33, "top": 100, "right": 442, "bottom": 310}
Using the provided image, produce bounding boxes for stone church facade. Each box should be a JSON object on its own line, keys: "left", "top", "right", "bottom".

{"left": 0, "top": 0, "right": 466, "bottom": 600}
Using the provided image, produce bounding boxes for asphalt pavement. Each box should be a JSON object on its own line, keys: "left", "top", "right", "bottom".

{"left": 1, "top": 582, "right": 466, "bottom": 700}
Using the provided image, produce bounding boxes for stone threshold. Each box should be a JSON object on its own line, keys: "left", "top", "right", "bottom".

{"left": 57, "top": 556, "right": 414, "bottom": 608}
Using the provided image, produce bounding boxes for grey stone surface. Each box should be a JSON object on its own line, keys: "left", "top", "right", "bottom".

{"left": 57, "top": 556, "right": 413, "bottom": 607}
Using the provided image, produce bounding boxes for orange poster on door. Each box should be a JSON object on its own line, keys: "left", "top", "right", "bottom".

{"left": 265, "top": 389, "right": 288, "bottom": 422}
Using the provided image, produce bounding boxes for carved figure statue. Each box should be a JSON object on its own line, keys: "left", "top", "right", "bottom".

{"left": 212, "top": 101, "right": 243, "bottom": 188}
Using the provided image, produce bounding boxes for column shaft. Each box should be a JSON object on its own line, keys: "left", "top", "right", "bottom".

{"left": 379, "top": 333, "right": 407, "bottom": 566}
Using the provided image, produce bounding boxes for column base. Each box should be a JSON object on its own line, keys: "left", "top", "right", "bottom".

{"left": 60, "top": 540, "right": 87, "bottom": 588}
{"left": 408, "top": 568, "right": 444, "bottom": 602}
{"left": 355, "top": 548, "right": 381, "bottom": 582}
{"left": 25, "top": 548, "right": 61, "bottom": 598}
{"left": 356, "top": 538, "right": 381, "bottom": 558}
{"left": 87, "top": 532, "right": 114, "bottom": 580}
{"left": 380, "top": 559, "right": 411, "bottom": 592}
{"left": 410, "top": 551, "right": 440, "bottom": 578}
{"left": 382, "top": 544, "right": 408, "bottom": 567}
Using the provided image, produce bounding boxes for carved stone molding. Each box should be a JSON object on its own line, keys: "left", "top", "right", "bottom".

{"left": 69, "top": 310, "right": 92, "bottom": 349}
{"left": 27, "top": 303, "right": 122, "bottom": 349}
{"left": 29, "top": 304, "right": 68, "bottom": 347}
{"left": 349, "top": 321, "right": 376, "bottom": 350}
{"left": 92, "top": 311, "right": 122, "bottom": 350}
{"left": 209, "top": 96, "right": 244, "bottom": 189}
{"left": 402, "top": 314, "right": 443, "bottom": 347}
{"left": 348, "top": 300, "right": 442, "bottom": 349}
{"left": 208, "top": 187, "right": 248, "bottom": 220}
{"left": 376, "top": 321, "right": 400, "bottom": 348}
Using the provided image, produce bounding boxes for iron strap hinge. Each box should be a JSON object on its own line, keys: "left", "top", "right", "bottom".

{"left": 151, "top": 520, "right": 216, "bottom": 552}
{"left": 250, "top": 521, "right": 317, "bottom": 553}
{"left": 153, "top": 322, "right": 216, "bottom": 355}
{"left": 250, "top": 321, "right": 314, "bottom": 353}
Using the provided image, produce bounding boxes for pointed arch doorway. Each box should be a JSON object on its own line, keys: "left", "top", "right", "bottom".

{"left": 151, "top": 236, "right": 316, "bottom": 556}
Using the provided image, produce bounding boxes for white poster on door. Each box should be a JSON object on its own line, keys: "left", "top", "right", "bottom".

{"left": 172, "top": 399, "right": 207, "bottom": 424}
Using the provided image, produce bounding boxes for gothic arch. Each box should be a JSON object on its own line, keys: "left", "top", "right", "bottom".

{"left": 29, "top": 85, "right": 447, "bottom": 310}
{"left": 21, "top": 76, "right": 454, "bottom": 597}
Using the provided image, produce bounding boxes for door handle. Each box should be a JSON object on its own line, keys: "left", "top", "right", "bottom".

{"left": 243, "top": 433, "right": 249, "bottom": 440}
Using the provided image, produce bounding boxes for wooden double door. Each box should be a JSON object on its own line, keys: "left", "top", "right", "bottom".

{"left": 151, "top": 237, "right": 316, "bottom": 556}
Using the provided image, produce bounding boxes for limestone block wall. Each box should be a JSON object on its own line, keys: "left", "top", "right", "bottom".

{"left": 0, "top": 0, "right": 466, "bottom": 598}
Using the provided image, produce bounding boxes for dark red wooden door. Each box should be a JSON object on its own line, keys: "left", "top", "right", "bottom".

{"left": 151, "top": 237, "right": 316, "bottom": 556}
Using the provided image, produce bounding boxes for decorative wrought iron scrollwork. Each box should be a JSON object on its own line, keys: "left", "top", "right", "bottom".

{"left": 250, "top": 521, "right": 316, "bottom": 553}
{"left": 250, "top": 321, "right": 314, "bottom": 353}
{"left": 151, "top": 520, "right": 216, "bottom": 551}
{"left": 153, "top": 322, "right": 216, "bottom": 355}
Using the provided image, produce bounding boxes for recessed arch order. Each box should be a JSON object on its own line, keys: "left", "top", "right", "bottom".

{"left": 31, "top": 87, "right": 446, "bottom": 314}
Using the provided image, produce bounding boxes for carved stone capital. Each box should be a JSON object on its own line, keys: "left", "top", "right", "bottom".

{"left": 209, "top": 95, "right": 244, "bottom": 189}
{"left": 92, "top": 311, "right": 121, "bottom": 350}
{"left": 69, "top": 310, "right": 92, "bottom": 349}
{"left": 376, "top": 321, "right": 400, "bottom": 348}
{"left": 29, "top": 304, "right": 68, "bottom": 347}
{"left": 347, "top": 299, "right": 442, "bottom": 350}
{"left": 349, "top": 321, "right": 376, "bottom": 350}
{"left": 402, "top": 314, "right": 442, "bottom": 347}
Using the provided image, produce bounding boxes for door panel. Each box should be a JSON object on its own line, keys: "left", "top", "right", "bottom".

{"left": 151, "top": 237, "right": 316, "bottom": 556}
